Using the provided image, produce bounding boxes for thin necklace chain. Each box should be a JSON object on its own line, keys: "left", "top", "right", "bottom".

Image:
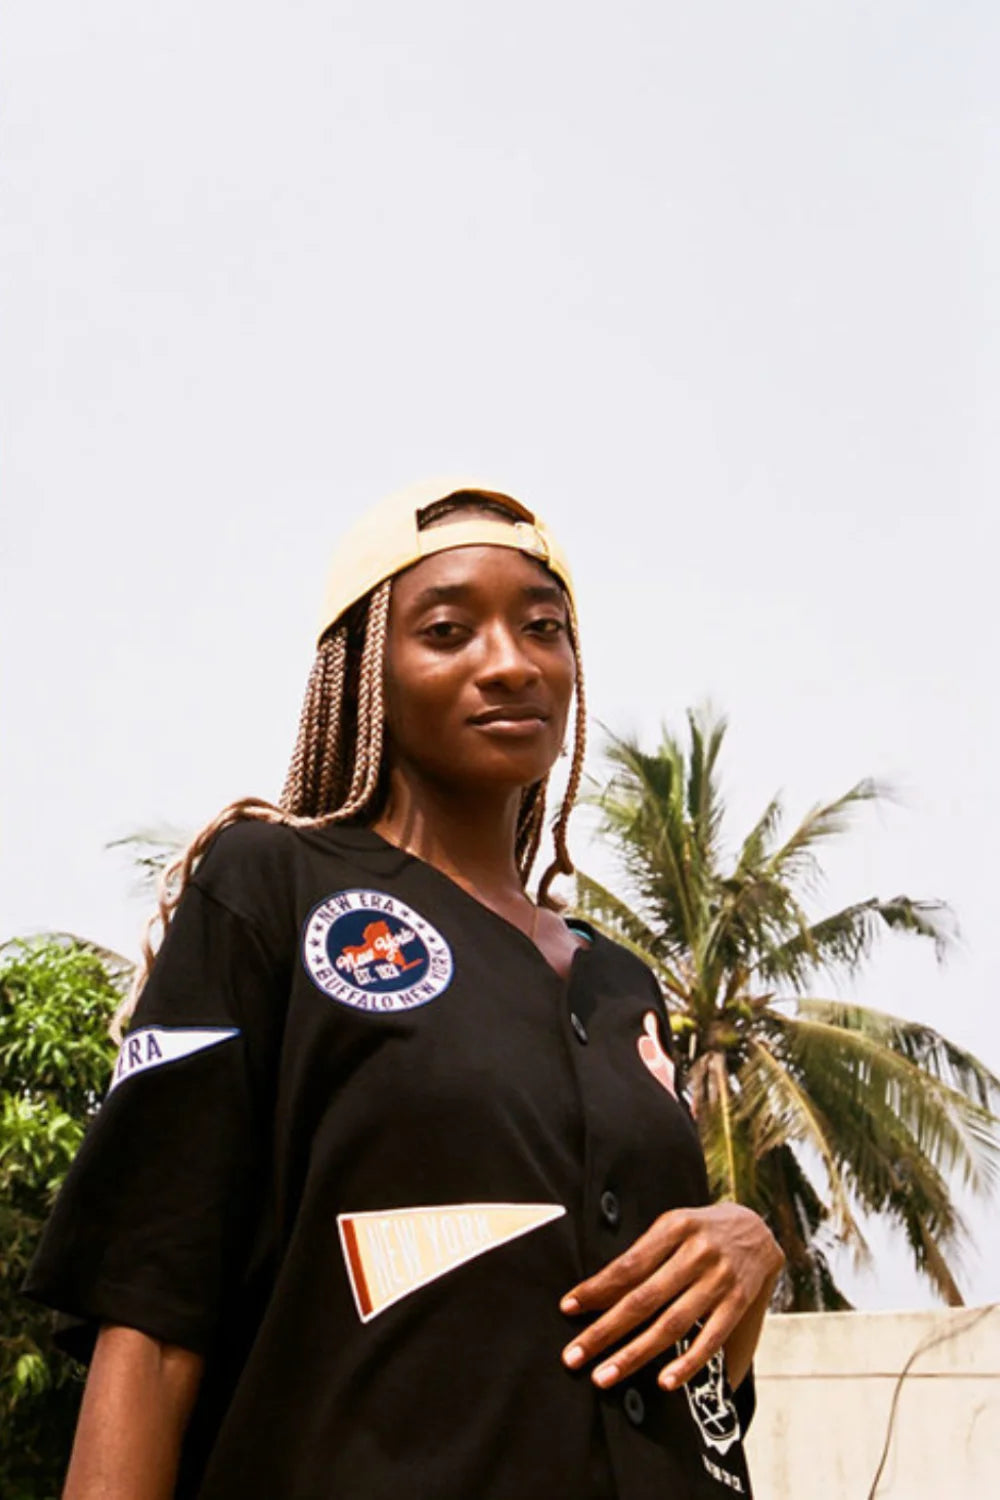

{"left": 381, "top": 832, "right": 541, "bottom": 944}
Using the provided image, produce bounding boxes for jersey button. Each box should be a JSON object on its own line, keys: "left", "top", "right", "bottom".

{"left": 623, "top": 1387, "right": 646, "bottom": 1426}
{"left": 570, "top": 1012, "right": 589, "bottom": 1044}
{"left": 599, "top": 1190, "right": 621, "bottom": 1228}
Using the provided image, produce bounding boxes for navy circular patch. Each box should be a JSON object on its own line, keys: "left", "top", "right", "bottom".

{"left": 302, "top": 889, "right": 453, "bottom": 1012}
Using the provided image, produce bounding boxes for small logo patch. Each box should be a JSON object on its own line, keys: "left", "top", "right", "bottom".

{"left": 108, "top": 1026, "right": 239, "bottom": 1094}
{"left": 677, "top": 1329, "right": 742, "bottom": 1457}
{"left": 302, "top": 889, "right": 453, "bottom": 1012}
{"left": 638, "top": 1010, "right": 677, "bottom": 1097}
{"left": 338, "top": 1202, "right": 566, "bottom": 1322}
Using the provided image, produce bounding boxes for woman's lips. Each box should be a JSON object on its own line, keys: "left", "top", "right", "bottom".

{"left": 469, "top": 714, "right": 548, "bottom": 738}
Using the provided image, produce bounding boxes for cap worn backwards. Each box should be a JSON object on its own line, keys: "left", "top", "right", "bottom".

{"left": 318, "top": 478, "right": 576, "bottom": 643}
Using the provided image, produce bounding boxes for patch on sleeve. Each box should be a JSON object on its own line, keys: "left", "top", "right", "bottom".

{"left": 302, "top": 889, "right": 453, "bottom": 1012}
{"left": 680, "top": 1341, "right": 742, "bottom": 1456}
{"left": 108, "top": 1026, "right": 240, "bottom": 1094}
{"left": 338, "top": 1202, "right": 565, "bottom": 1322}
{"left": 674, "top": 1325, "right": 747, "bottom": 1490}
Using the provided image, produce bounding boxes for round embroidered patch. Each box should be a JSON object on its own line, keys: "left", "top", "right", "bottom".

{"left": 302, "top": 889, "right": 453, "bottom": 1012}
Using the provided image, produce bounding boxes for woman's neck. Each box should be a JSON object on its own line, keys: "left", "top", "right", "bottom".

{"left": 372, "top": 773, "right": 526, "bottom": 900}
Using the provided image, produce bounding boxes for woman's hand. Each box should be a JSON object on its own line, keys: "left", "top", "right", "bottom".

{"left": 560, "top": 1202, "right": 784, "bottom": 1392}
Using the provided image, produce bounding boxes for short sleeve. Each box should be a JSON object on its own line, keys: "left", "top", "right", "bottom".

{"left": 23, "top": 870, "right": 287, "bottom": 1359}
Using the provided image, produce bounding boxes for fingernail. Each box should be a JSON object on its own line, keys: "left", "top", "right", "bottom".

{"left": 560, "top": 1295, "right": 581, "bottom": 1314}
{"left": 593, "top": 1362, "right": 620, "bottom": 1388}
{"left": 563, "top": 1344, "right": 585, "bottom": 1369}
{"left": 659, "top": 1369, "right": 677, "bottom": 1390}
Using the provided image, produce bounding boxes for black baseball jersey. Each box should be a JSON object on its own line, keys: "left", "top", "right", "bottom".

{"left": 26, "top": 821, "right": 755, "bottom": 1498}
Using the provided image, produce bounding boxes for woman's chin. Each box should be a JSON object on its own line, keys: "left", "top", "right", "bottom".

{"left": 472, "top": 750, "right": 559, "bottom": 789}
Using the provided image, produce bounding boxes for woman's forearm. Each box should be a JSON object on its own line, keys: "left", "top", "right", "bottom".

{"left": 63, "top": 1324, "right": 204, "bottom": 1500}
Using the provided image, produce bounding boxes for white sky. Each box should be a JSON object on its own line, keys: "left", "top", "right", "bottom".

{"left": 3, "top": 1, "right": 998, "bottom": 1308}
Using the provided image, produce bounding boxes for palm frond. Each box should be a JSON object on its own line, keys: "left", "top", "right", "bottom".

{"left": 761, "top": 1014, "right": 971, "bottom": 1304}
{"left": 588, "top": 728, "right": 699, "bottom": 950}
{"left": 763, "top": 779, "right": 888, "bottom": 889}
{"left": 703, "top": 1052, "right": 741, "bottom": 1202}
{"left": 684, "top": 707, "right": 727, "bottom": 868}
{"left": 699, "top": 871, "right": 813, "bottom": 1001}
{"left": 759, "top": 896, "right": 956, "bottom": 988}
{"left": 734, "top": 794, "right": 784, "bottom": 878}
{"left": 755, "top": 1144, "right": 854, "bottom": 1311}
{"left": 107, "top": 827, "right": 189, "bottom": 897}
{"left": 791, "top": 999, "right": 1000, "bottom": 1120}
{"left": 763, "top": 1004, "right": 1000, "bottom": 1197}
{"left": 739, "top": 1038, "right": 865, "bottom": 1247}
{"left": 910, "top": 1214, "right": 965, "bottom": 1306}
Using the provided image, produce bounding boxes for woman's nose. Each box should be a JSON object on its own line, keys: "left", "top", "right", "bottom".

{"left": 476, "top": 628, "right": 541, "bottom": 690}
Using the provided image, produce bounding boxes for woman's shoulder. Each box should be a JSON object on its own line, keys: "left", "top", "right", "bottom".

{"left": 191, "top": 815, "right": 384, "bottom": 911}
{"left": 194, "top": 815, "right": 299, "bottom": 892}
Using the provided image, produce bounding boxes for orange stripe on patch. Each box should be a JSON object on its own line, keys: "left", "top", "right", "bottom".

{"left": 339, "top": 1215, "right": 373, "bottom": 1318}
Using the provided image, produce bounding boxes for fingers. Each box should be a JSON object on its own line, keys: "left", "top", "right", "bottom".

{"left": 563, "top": 1266, "right": 746, "bottom": 1390}
{"left": 562, "top": 1257, "right": 701, "bottom": 1372}
{"left": 560, "top": 1209, "right": 696, "bottom": 1316}
{"left": 657, "top": 1304, "right": 733, "bottom": 1390}
{"left": 577, "top": 1286, "right": 712, "bottom": 1390}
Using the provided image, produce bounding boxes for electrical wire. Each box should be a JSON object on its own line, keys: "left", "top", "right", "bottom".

{"left": 865, "top": 1303, "right": 996, "bottom": 1499}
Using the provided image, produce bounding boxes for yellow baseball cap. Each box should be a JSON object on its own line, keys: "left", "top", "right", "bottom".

{"left": 318, "top": 477, "right": 576, "bottom": 643}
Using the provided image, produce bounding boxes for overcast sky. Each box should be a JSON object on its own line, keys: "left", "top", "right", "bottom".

{"left": 3, "top": 1, "right": 998, "bottom": 1308}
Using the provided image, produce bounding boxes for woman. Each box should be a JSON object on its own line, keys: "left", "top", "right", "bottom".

{"left": 27, "top": 479, "right": 783, "bottom": 1499}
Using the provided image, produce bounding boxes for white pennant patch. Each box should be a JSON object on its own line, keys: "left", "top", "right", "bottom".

{"left": 108, "top": 1026, "right": 239, "bottom": 1094}
{"left": 338, "top": 1202, "right": 566, "bottom": 1322}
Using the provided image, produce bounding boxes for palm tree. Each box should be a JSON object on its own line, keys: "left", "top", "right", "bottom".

{"left": 573, "top": 708, "right": 1000, "bottom": 1311}
{"left": 107, "top": 826, "right": 190, "bottom": 896}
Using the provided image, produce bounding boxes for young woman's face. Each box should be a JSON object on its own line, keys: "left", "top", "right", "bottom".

{"left": 383, "top": 543, "right": 576, "bottom": 795}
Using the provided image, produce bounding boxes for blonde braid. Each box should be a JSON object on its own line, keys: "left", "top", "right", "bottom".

{"left": 314, "top": 628, "right": 350, "bottom": 812}
{"left": 515, "top": 781, "right": 547, "bottom": 884}
{"left": 280, "top": 626, "right": 348, "bottom": 816}
{"left": 537, "top": 609, "right": 587, "bottom": 906}
{"left": 338, "top": 580, "right": 391, "bottom": 818}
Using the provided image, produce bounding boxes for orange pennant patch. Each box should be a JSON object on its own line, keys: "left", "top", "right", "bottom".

{"left": 338, "top": 1202, "right": 566, "bottom": 1322}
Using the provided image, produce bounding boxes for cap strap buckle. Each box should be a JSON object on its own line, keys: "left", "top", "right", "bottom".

{"left": 417, "top": 517, "right": 550, "bottom": 565}
{"left": 512, "top": 521, "right": 550, "bottom": 561}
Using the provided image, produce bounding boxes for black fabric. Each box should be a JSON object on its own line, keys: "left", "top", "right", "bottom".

{"left": 733, "top": 1366, "right": 757, "bottom": 1435}
{"left": 26, "top": 822, "right": 756, "bottom": 1499}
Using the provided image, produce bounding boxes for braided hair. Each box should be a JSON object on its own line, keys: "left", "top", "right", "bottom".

{"left": 116, "top": 496, "right": 586, "bottom": 1034}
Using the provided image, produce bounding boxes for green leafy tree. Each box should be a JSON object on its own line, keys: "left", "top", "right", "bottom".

{"left": 0, "top": 937, "right": 126, "bottom": 1499}
{"left": 575, "top": 710, "right": 1000, "bottom": 1310}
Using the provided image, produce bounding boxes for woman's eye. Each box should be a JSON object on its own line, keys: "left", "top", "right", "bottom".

{"left": 528, "top": 617, "right": 566, "bottom": 636}
{"left": 422, "top": 620, "right": 466, "bottom": 643}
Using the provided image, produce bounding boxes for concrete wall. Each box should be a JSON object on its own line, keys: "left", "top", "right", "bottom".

{"left": 744, "top": 1304, "right": 1000, "bottom": 1499}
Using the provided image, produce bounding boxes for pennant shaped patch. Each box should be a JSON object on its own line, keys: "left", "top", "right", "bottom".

{"left": 338, "top": 1202, "right": 566, "bottom": 1322}
{"left": 108, "top": 1026, "right": 239, "bottom": 1094}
